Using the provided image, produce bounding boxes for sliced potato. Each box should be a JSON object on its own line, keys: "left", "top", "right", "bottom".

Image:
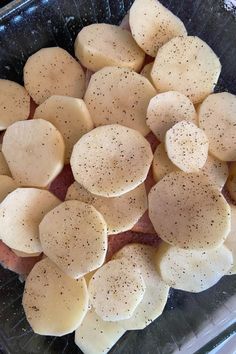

{"left": 140, "top": 62, "right": 154, "bottom": 84}
{"left": 153, "top": 143, "right": 178, "bottom": 182}
{"left": 84, "top": 67, "right": 156, "bottom": 135}
{"left": 71, "top": 124, "right": 153, "bottom": 197}
{"left": 24, "top": 47, "right": 85, "bottom": 104}
{"left": 12, "top": 249, "right": 41, "bottom": 258}
{"left": 129, "top": 0, "right": 187, "bottom": 57}
{"left": 226, "top": 162, "right": 236, "bottom": 202}
{"left": 2, "top": 119, "right": 65, "bottom": 187}
{"left": 39, "top": 200, "right": 107, "bottom": 279}
{"left": 0, "top": 175, "right": 17, "bottom": 203}
{"left": 66, "top": 182, "right": 147, "bottom": 235}
{"left": 165, "top": 121, "right": 209, "bottom": 173}
{"left": 225, "top": 205, "right": 236, "bottom": 275}
{"left": 75, "top": 23, "right": 145, "bottom": 72}
{"left": 156, "top": 242, "right": 233, "bottom": 292}
{"left": 149, "top": 172, "right": 231, "bottom": 250}
{"left": 88, "top": 258, "right": 146, "bottom": 321}
{"left": 34, "top": 96, "right": 93, "bottom": 163}
{"left": 201, "top": 154, "right": 228, "bottom": 190}
{"left": 198, "top": 92, "right": 236, "bottom": 161}
{"left": 0, "top": 79, "right": 30, "bottom": 130}
{"left": 146, "top": 91, "right": 197, "bottom": 142}
{"left": 0, "top": 145, "right": 11, "bottom": 176}
{"left": 151, "top": 36, "right": 221, "bottom": 104}
{"left": 23, "top": 257, "right": 88, "bottom": 336}
{"left": 0, "top": 188, "right": 60, "bottom": 252}
{"left": 114, "top": 244, "right": 169, "bottom": 329}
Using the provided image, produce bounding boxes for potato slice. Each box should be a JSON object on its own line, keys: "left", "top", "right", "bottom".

{"left": 71, "top": 124, "right": 153, "bottom": 197}
{"left": 225, "top": 205, "right": 236, "bottom": 275}
{"left": 84, "top": 67, "right": 156, "bottom": 135}
{"left": 198, "top": 92, "right": 236, "bottom": 161}
{"left": 75, "top": 309, "right": 125, "bottom": 354}
{"left": 156, "top": 242, "right": 233, "bottom": 292}
{"left": 34, "top": 96, "right": 93, "bottom": 163}
{"left": 2, "top": 119, "right": 65, "bottom": 187}
{"left": 140, "top": 62, "right": 154, "bottom": 84}
{"left": 153, "top": 143, "right": 179, "bottom": 182}
{"left": 0, "top": 144, "right": 11, "bottom": 176}
{"left": 129, "top": 0, "right": 187, "bottom": 57}
{"left": 201, "top": 154, "right": 228, "bottom": 191}
{"left": 0, "top": 188, "right": 60, "bottom": 252}
{"left": 0, "top": 175, "right": 17, "bottom": 203}
{"left": 114, "top": 244, "right": 169, "bottom": 329}
{"left": 12, "top": 249, "right": 41, "bottom": 258}
{"left": 149, "top": 172, "right": 231, "bottom": 250}
{"left": 226, "top": 162, "right": 236, "bottom": 202}
{"left": 88, "top": 258, "right": 146, "bottom": 321}
{"left": 75, "top": 23, "right": 145, "bottom": 72}
{"left": 0, "top": 79, "right": 30, "bottom": 130}
{"left": 146, "top": 91, "right": 197, "bottom": 142}
{"left": 66, "top": 182, "right": 147, "bottom": 235}
{"left": 39, "top": 200, "right": 107, "bottom": 279}
{"left": 151, "top": 36, "right": 221, "bottom": 104}
{"left": 23, "top": 257, "right": 88, "bottom": 336}
{"left": 165, "top": 121, "right": 209, "bottom": 173}
{"left": 24, "top": 47, "right": 85, "bottom": 104}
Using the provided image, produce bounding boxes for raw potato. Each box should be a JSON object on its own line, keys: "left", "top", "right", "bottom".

{"left": 0, "top": 79, "right": 30, "bottom": 130}
{"left": 34, "top": 96, "right": 93, "bottom": 163}
{"left": 39, "top": 200, "right": 107, "bottom": 279}
{"left": 75, "top": 23, "right": 145, "bottom": 72}
{"left": 12, "top": 249, "right": 41, "bottom": 258}
{"left": 84, "top": 67, "right": 156, "bottom": 135}
{"left": 2, "top": 119, "right": 65, "bottom": 187}
{"left": 24, "top": 47, "right": 85, "bottom": 104}
{"left": 114, "top": 244, "right": 169, "bottom": 330}
{"left": 75, "top": 309, "right": 125, "bottom": 354}
{"left": 0, "top": 188, "right": 60, "bottom": 252}
{"left": 152, "top": 143, "right": 178, "bottom": 182}
{"left": 226, "top": 162, "right": 236, "bottom": 202}
{"left": 88, "top": 258, "right": 146, "bottom": 321}
{"left": 129, "top": 0, "right": 187, "bottom": 57}
{"left": 156, "top": 242, "right": 233, "bottom": 292}
{"left": 140, "top": 62, "right": 154, "bottom": 84}
{"left": 71, "top": 125, "right": 153, "bottom": 197}
{"left": 149, "top": 172, "right": 231, "bottom": 250}
{"left": 201, "top": 154, "right": 228, "bottom": 191}
{"left": 0, "top": 175, "right": 17, "bottom": 203}
{"left": 66, "top": 181, "right": 147, "bottom": 235}
{"left": 165, "top": 121, "right": 209, "bottom": 173}
{"left": 0, "top": 144, "right": 11, "bottom": 176}
{"left": 151, "top": 36, "right": 221, "bottom": 104}
{"left": 225, "top": 205, "right": 236, "bottom": 275}
{"left": 23, "top": 257, "right": 88, "bottom": 336}
{"left": 146, "top": 91, "right": 197, "bottom": 142}
{"left": 198, "top": 92, "right": 236, "bottom": 161}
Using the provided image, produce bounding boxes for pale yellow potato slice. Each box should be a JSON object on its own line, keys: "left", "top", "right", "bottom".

{"left": 0, "top": 79, "right": 30, "bottom": 130}
{"left": 129, "top": 0, "right": 187, "bottom": 57}
{"left": 71, "top": 124, "right": 153, "bottom": 197}
{"left": 34, "top": 96, "right": 93, "bottom": 163}
{"left": 198, "top": 92, "right": 236, "bottom": 161}
{"left": 152, "top": 143, "right": 179, "bottom": 182}
{"left": 149, "top": 172, "right": 231, "bottom": 250}
{"left": 0, "top": 144, "right": 11, "bottom": 176}
{"left": 12, "top": 249, "right": 41, "bottom": 258}
{"left": 225, "top": 205, "right": 236, "bottom": 275}
{"left": 66, "top": 181, "right": 147, "bottom": 235}
{"left": 140, "top": 62, "right": 154, "bottom": 84}
{"left": 165, "top": 121, "right": 209, "bottom": 173}
{"left": 151, "top": 36, "right": 221, "bottom": 104}
{"left": 84, "top": 67, "right": 156, "bottom": 135}
{"left": 23, "top": 257, "right": 88, "bottom": 336}
{"left": 75, "top": 23, "right": 145, "bottom": 72}
{"left": 2, "top": 119, "right": 65, "bottom": 187}
{"left": 114, "top": 244, "right": 169, "bottom": 330}
{"left": 24, "top": 47, "right": 85, "bottom": 104}
{"left": 39, "top": 200, "right": 107, "bottom": 279}
{"left": 226, "top": 162, "right": 236, "bottom": 202}
{"left": 156, "top": 242, "right": 233, "bottom": 292}
{"left": 88, "top": 258, "right": 146, "bottom": 321}
{"left": 0, "top": 188, "right": 60, "bottom": 253}
{"left": 146, "top": 91, "right": 197, "bottom": 142}
{"left": 0, "top": 175, "right": 17, "bottom": 203}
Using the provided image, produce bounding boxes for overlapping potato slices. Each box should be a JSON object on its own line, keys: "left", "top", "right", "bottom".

{"left": 0, "top": 175, "right": 17, "bottom": 202}
{"left": 226, "top": 162, "right": 236, "bottom": 202}
{"left": 0, "top": 144, "right": 11, "bottom": 176}
{"left": 140, "top": 62, "right": 154, "bottom": 84}
{"left": 225, "top": 205, "right": 236, "bottom": 275}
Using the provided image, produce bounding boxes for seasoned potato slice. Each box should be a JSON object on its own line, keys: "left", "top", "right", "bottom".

{"left": 226, "top": 162, "right": 236, "bottom": 202}
{"left": 140, "top": 62, "right": 154, "bottom": 84}
{"left": 153, "top": 143, "right": 178, "bottom": 182}
{"left": 225, "top": 205, "right": 236, "bottom": 275}
{"left": 0, "top": 175, "right": 17, "bottom": 203}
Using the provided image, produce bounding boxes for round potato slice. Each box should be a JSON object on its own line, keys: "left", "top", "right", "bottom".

{"left": 0, "top": 79, "right": 30, "bottom": 130}
{"left": 84, "top": 67, "right": 156, "bottom": 135}
{"left": 129, "top": 0, "right": 187, "bottom": 57}
{"left": 156, "top": 242, "right": 233, "bottom": 292}
{"left": 165, "top": 121, "right": 209, "bottom": 173}
{"left": 0, "top": 175, "right": 17, "bottom": 203}
{"left": 140, "top": 62, "right": 154, "bottom": 84}
{"left": 153, "top": 143, "right": 179, "bottom": 182}
{"left": 34, "top": 96, "right": 93, "bottom": 163}
{"left": 75, "top": 23, "right": 145, "bottom": 72}
{"left": 88, "top": 258, "right": 146, "bottom": 321}
{"left": 23, "top": 257, "right": 88, "bottom": 336}
{"left": 149, "top": 172, "right": 231, "bottom": 250}
{"left": 226, "top": 162, "right": 236, "bottom": 202}
{"left": 24, "top": 47, "right": 85, "bottom": 104}
{"left": 0, "top": 188, "right": 60, "bottom": 252}
{"left": 66, "top": 181, "right": 147, "bottom": 235}
{"left": 39, "top": 200, "right": 107, "bottom": 279}
{"left": 12, "top": 249, "right": 41, "bottom": 258}
{"left": 146, "top": 91, "right": 197, "bottom": 142}
{"left": 2, "top": 119, "right": 65, "bottom": 187}
{"left": 225, "top": 205, "right": 236, "bottom": 275}
{"left": 151, "top": 36, "right": 221, "bottom": 104}
{"left": 198, "top": 92, "right": 236, "bottom": 161}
